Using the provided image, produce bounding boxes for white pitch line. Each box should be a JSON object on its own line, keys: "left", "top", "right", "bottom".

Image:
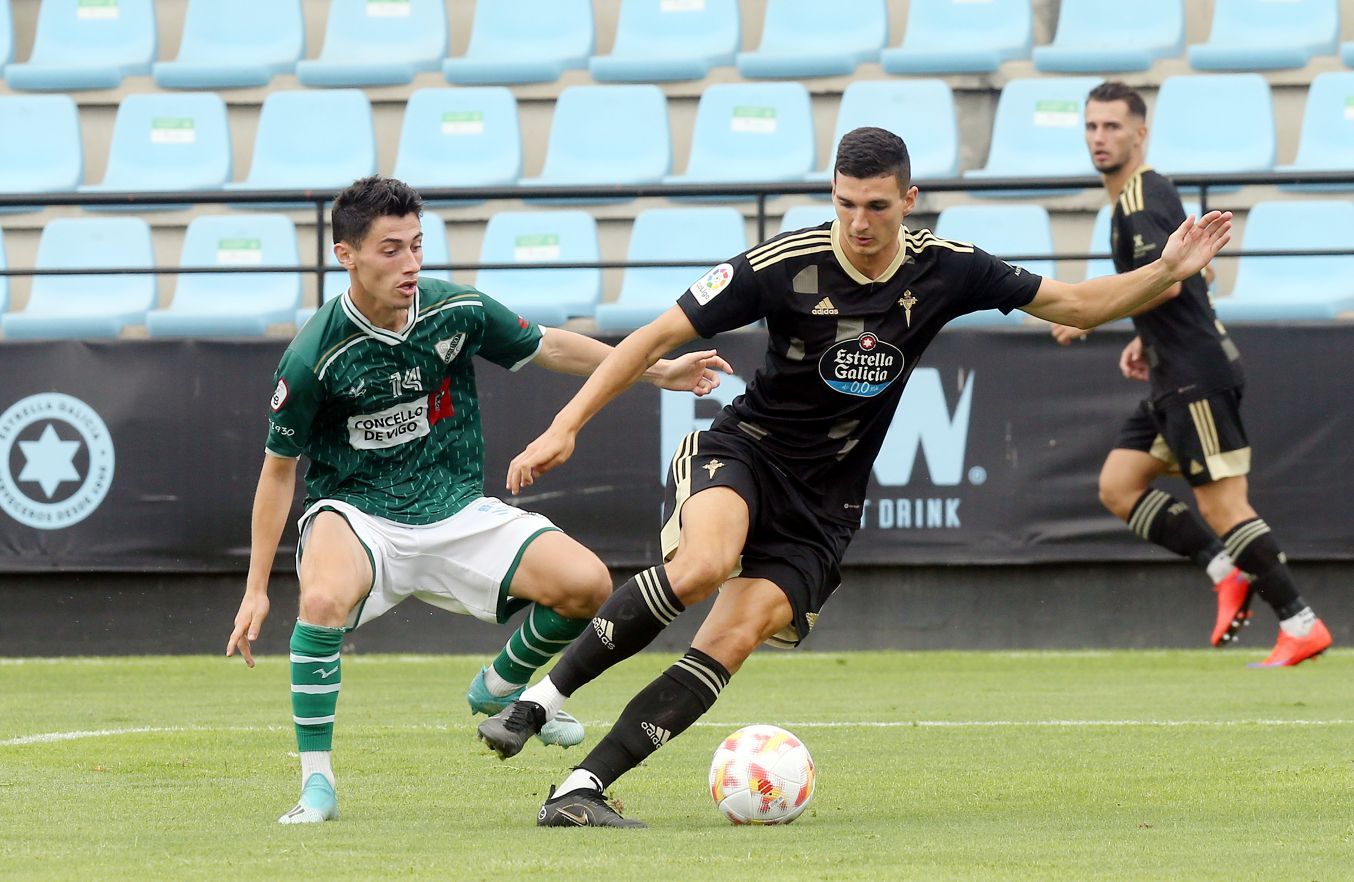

{"left": 6, "top": 718, "right": 1354, "bottom": 747}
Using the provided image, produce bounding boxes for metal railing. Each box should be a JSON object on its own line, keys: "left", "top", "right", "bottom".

{"left": 2, "top": 171, "right": 1353, "bottom": 287}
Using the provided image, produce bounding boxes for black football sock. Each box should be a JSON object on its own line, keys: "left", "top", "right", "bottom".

{"left": 1223, "top": 518, "right": 1306, "bottom": 619}
{"left": 547, "top": 565, "right": 684, "bottom": 697}
{"left": 1127, "top": 489, "right": 1226, "bottom": 569}
{"left": 578, "top": 647, "right": 731, "bottom": 788}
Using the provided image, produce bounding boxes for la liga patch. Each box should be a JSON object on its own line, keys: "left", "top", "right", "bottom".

{"left": 690, "top": 263, "right": 734, "bottom": 305}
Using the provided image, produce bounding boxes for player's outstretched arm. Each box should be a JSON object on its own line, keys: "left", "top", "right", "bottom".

{"left": 226, "top": 453, "right": 298, "bottom": 668}
{"left": 1024, "top": 210, "right": 1232, "bottom": 329}
{"left": 532, "top": 326, "right": 730, "bottom": 395}
{"left": 508, "top": 306, "right": 701, "bottom": 495}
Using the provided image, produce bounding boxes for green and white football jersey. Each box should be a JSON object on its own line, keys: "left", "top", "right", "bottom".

{"left": 266, "top": 278, "right": 543, "bottom": 524}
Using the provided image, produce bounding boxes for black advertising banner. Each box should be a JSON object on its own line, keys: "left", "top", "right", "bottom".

{"left": 0, "top": 327, "right": 1349, "bottom": 572}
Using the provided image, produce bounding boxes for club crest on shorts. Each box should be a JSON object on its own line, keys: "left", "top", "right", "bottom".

{"left": 818, "top": 332, "right": 904, "bottom": 398}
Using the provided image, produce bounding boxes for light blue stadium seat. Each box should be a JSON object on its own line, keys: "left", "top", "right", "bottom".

{"left": 521, "top": 85, "right": 669, "bottom": 196}
{"left": 1214, "top": 200, "right": 1354, "bottom": 321}
{"left": 297, "top": 0, "right": 446, "bottom": 87}
{"left": 589, "top": 0, "right": 739, "bottom": 83}
{"left": 392, "top": 88, "right": 520, "bottom": 192}
{"left": 80, "top": 93, "right": 230, "bottom": 199}
{"left": 226, "top": 90, "right": 376, "bottom": 193}
{"left": 934, "top": 205, "right": 1053, "bottom": 326}
{"left": 595, "top": 207, "right": 746, "bottom": 332}
{"left": 145, "top": 215, "right": 300, "bottom": 337}
{"left": 808, "top": 80, "right": 958, "bottom": 183}
{"left": 1146, "top": 75, "right": 1274, "bottom": 177}
{"left": 736, "top": 0, "right": 887, "bottom": 79}
{"left": 1275, "top": 72, "right": 1354, "bottom": 189}
{"left": 1033, "top": 0, "right": 1184, "bottom": 73}
{"left": 1189, "top": 0, "right": 1338, "bottom": 71}
{"left": 475, "top": 211, "right": 601, "bottom": 326}
{"left": 4, "top": 0, "right": 155, "bottom": 91}
{"left": 964, "top": 77, "right": 1102, "bottom": 186}
{"left": 153, "top": 0, "right": 303, "bottom": 89}
{"left": 779, "top": 204, "right": 836, "bottom": 233}
{"left": 0, "top": 95, "right": 82, "bottom": 202}
{"left": 443, "top": 0, "right": 592, "bottom": 85}
{"left": 666, "top": 83, "right": 815, "bottom": 189}
{"left": 881, "top": 0, "right": 1030, "bottom": 74}
{"left": 1084, "top": 200, "right": 1200, "bottom": 280}
{"left": 2, "top": 218, "right": 154, "bottom": 339}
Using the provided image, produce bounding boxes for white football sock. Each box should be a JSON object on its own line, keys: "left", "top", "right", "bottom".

{"left": 555, "top": 768, "right": 604, "bottom": 797}
{"left": 300, "top": 750, "right": 334, "bottom": 788}
{"left": 521, "top": 675, "right": 567, "bottom": 721}
{"left": 482, "top": 665, "right": 520, "bottom": 697}
{"left": 1206, "top": 552, "right": 1236, "bottom": 584}
{"left": 1279, "top": 607, "right": 1316, "bottom": 637}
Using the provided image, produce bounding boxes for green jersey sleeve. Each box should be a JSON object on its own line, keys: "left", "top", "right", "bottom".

{"left": 474, "top": 291, "right": 544, "bottom": 371}
{"left": 265, "top": 347, "right": 323, "bottom": 458}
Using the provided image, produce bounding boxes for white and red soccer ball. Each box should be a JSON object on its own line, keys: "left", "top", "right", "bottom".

{"left": 708, "top": 724, "right": 815, "bottom": 825}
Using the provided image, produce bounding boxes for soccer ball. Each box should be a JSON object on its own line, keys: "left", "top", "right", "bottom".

{"left": 708, "top": 724, "right": 815, "bottom": 825}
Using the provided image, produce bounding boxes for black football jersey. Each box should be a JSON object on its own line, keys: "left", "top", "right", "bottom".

{"left": 677, "top": 220, "right": 1041, "bottom": 525}
{"left": 1111, "top": 167, "right": 1244, "bottom": 404}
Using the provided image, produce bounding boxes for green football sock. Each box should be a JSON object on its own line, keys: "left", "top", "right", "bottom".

{"left": 290, "top": 620, "right": 344, "bottom": 753}
{"left": 490, "top": 604, "right": 589, "bottom": 686}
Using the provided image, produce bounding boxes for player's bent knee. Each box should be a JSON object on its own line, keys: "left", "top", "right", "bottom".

{"left": 298, "top": 590, "right": 352, "bottom": 629}
{"left": 552, "top": 556, "right": 612, "bottom": 619}
{"left": 665, "top": 555, "right": 734, "bottom": 606}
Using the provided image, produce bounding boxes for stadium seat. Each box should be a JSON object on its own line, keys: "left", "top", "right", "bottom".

{"left": 4, "top": 0, "right": 155, "bottom": 91}
{"left": 964, "top": 77, "right": 1102, "bottom": 185}
{"left": 392, "top": 87, "right": 521, "bottom": 193}
{"left": 589, "top": 0, "right": 739, "bottom": 83}
{"left": 81, "top": 93, "right": 230, "bottom": 198}
{"left": 0, "top": 95, "right": 82, "bottom": 201}
{"left": 1084, "top": 200, "right": 1200, "bottom": 281}
{"left": 1189, "top": 0, "right": 1338, "bottom": 71}
{"left": 934, "top": 205, "right": 1052, "bottom": 325}
{"left": 666, "top": 83, "right": 815, "bottom": 189}
{"left": 226, "top": 90, "right": 376, "bottom": 193}
{"left": 736, "top": 0, "right": 887, "bottom": 79}
{"left": 443, "top": 0, "right": 592, "bottom": 85}
{"left": 296, "top": 0, "right": 446, "bottom": 87}
{"left": 474, "top": 211, "right": 601, "bottom": 326}
{"left": 1146, "top": 75, "right": 1274, "bottom": 176}
{"left": 808, "top": 80, "right": 958, "bottom": 183}
{"left": 595, "top": 207, "right": 746, "bottom": 332}
{"left": 1033, "top": 0, "right": 1184, "bottom": 73}
{"left": 1214, "top": 200, "right": 1354, "bottom": 321}
{"left": 145, "top": 215, "right": 301, "bottom": 337}
{"left": 521, "top": 85, "right": 670, "bottom": 194}
{"left": 1275, "top": 72, "right": 1354, "bottom": 188}
{"left": 881, "top": 0, "right": 1031, "bottom": 74}
{"left": 779, "top": 204, "right": 836, "bottom": 233}
{"left": 152, "top": 0, "right": 303, "bottom": 89}
{"left": 1, "top": 218, "right": 155, "bottom": 339}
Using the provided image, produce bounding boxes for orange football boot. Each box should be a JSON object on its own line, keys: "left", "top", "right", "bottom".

{"left": 1250, "top": 619, "right": 1333, "bottom": 668}
{"left": 1211, "top": 567, "right": 1253, "bottom": 647}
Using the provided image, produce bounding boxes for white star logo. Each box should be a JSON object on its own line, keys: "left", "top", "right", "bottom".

{"left": 17, "top": 424, "right": 81, "bottom": 499}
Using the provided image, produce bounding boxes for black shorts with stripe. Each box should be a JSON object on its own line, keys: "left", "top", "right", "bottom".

{"left": 1114, "top": 385, "right": 1251, "bottom": 486}
{"left": 660, "top": 429, "right": 854, "bottom": 648}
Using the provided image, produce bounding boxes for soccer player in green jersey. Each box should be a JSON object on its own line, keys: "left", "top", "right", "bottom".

{"left": 224, "top": 176, "right": 729, "bottom": 824}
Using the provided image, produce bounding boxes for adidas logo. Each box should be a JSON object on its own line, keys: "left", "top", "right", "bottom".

{"left": 592, "top": 617, "right": 616, "bottom": 650}
{"left": 641, "top": 722, "right": 671, "bottom": 748}
{"left": 1189, "top": 460, "right": 1205, "bottom": 475}
{"left": 811, "top": 297, "right": 838, "bottom": 315}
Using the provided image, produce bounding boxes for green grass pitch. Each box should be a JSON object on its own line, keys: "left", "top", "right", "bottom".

{"left": 1, "top": 650, "right": 1350, "bottom": 881}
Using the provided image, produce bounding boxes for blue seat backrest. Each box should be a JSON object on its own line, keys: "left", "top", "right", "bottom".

{"left": 239, "top": 89, "right": 376, "bottom": 189}
{"left": 476, "top": 210, "right": 601, "bottom": 323}
{"left": 158, "top": 0, "right": 303, "bottom": 77}
{"left": 313, "top": 0, "right": 445, "bottom": 63}
{"left": 1230, "top": 200, "right": 1354, "bottom": 299}
{"left": 747, "top": 0, "right": 887, "bottom": 59}
{"left": 621, "top": 207, "right": 747, "bottom": 298}
{"left": 779, "top": 204, "right": 836, "bottom": 233}
{"left": 1146, "top": 74, "right": 1274, "bottom": 174}
{"left": 30, "top": 217, "right": 155, "bottom": 313}
{"left": 678, "top": 82, "right": 815, "bottom": 182}
{"left": 394, "top": 87, "right": 521, "bottom": 190}
{"left": 536, "top": 85, "right": 670, "bottom": 184}
{"left": 898, "top": 0, "right": 1031, "bottom": 55}
{"left": 828, "top": 80, "right": 958, "bottom": 180}
{"left": 969, "top": 76, "right": 1102, "bottom": 177}
{"left": 595, "top": 0, "right": 739, "bottom": 76}
{"left": 0, "top": 95, "right": 82, "bottom": 192}
{"left": 22, "top": 0, "right": 156, "bottom": 72}
{"left": 1034, "top": 0, "right": 1184, "bottom": 71}
{"left": 94, "top": 92, "right": 230, "bottom": 190}
{"left": 1202, "top": 0, "right": 1337, "bottom": 51}
{"left": 174, "top": 214, "right": 300, "bottom": 311}
{"left": 935, "top": 205, "right": 1055, "bottom": 278}
{"left": 461, "top": 0, "right": 593, "bottom": 69}
{"left": 1288, "top": 71, "right": 1354, "bottom": 170}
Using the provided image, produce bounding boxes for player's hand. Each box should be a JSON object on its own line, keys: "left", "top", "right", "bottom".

{"left": 652, "top": 349, "right": 732, "bottom": 396}
{"left": 1160, "top": 210, "right": 1232, "bottom": 282}
{"left": 507, "top": 426, "right": 576, "bottom": 495}
{"left": 226, "top": 591, "right": 270, "bottom": 668}
{"left": 1119, "top": 336, "right": 1149, "bottom": 382}
{"left": 1049, "top": 323, "right": 1088, "bottom": 345}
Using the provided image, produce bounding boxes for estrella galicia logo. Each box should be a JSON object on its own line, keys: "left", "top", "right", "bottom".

{"left": 818, "top": 332, "right": 905, "bottom": 398}
{"left": 0, "top": 393, "right": 115, "bottom": 530}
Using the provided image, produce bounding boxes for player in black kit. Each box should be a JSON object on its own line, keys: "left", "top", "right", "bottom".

{"left": 1052, "top": 82, "right": 1330, "bottom": 666}
{"left": 478, "top": 126, "right": 1233, "bottom": 827}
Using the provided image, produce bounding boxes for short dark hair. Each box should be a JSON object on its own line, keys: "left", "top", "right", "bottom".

{"left": 331, "top": 175, "right": 424, "bottom": 246}
{"left": 1086, "top": 81, "right": 1147, "bottom": 120}
{"left": 834, "top": 126, "right": 911, "bottom": 188}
